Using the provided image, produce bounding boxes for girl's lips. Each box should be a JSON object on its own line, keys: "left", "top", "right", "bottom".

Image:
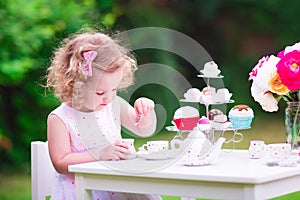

{"left": 100, "top": 104, "right": 107, "bottom": 106}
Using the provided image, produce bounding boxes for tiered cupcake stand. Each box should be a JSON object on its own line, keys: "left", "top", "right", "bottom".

{"left": 166, "top": 71, "right": 250, "bottom": 150}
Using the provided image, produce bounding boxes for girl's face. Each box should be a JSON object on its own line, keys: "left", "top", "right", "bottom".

{"left": 81, "top": 67, "right": 123, "bottom": 112}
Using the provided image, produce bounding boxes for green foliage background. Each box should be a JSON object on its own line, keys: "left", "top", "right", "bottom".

{"left": 1, "top": 0, "right": 300, "bottom": 170}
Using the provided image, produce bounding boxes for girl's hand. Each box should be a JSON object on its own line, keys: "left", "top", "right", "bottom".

{"left": 98, "top": 142, "right": 130, "bottom": 161}
{"left": 134, "top": 97, "right": 155, "bottom": 117}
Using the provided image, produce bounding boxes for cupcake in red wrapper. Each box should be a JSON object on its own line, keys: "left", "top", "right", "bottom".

{"left": 172, "top": 106, "right": 199, "bottom": 130}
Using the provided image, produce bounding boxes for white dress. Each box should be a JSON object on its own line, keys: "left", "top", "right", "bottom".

{"left": 49, "top": 98, "right": 162, "bottom": 200}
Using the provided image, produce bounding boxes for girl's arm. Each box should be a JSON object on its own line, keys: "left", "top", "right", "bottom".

{"left": 118, "top": 96, "right": 157, "bottom": 137}
{"left": 47, "top": 114, "right": 129, "bottom": 174}
{"left": 47, "top": 114, "right": 96, "bottom": 174}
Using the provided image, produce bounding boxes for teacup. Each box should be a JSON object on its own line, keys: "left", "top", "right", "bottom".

{"left": 121, "top": 138, "right": 136, "bottom": 153}
{"left": 267, "top": 143, "right": 291, "bottom": 159}
{"left": 141, "top": 140, "right": 169, "bottom": 153}
{"left": 248, "top": 140, "right": 267, "bottom": 159}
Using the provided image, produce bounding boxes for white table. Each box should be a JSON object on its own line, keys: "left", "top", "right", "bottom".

{"left": 69, "top": 150, "right": 300, "bottom": 200}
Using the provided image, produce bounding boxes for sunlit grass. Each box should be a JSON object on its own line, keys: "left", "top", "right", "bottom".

{"left": 0, "top": 173, "right": 31, "bottom": 200}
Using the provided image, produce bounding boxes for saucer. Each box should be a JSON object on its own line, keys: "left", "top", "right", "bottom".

{"left": 127, "top": 153, "right": 137, "bottom": 159}
{"left": 183, "top": 158, "right": 209, "bottom": 166}
{"left": 264, "top": 154, "right": 300, "bottom": 167}
{"left": 136, "top": 150, "right": 177, "bottom": 160}
{"left": 197, "top": 74, "right": 224, "bottom": 78}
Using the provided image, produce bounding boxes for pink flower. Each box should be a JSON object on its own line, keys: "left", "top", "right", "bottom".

{"left": 276, "top": 50, "right": 300, "bottom": 91}
{"left": 277, "top": 50, "right": 285, "bottom": 58}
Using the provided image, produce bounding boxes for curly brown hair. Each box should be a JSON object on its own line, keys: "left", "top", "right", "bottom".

{"left": 46, "top": 29, "right": 137, "bottom": 106}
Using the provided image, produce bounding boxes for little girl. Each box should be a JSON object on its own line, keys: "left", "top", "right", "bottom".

{"left": 45, "top": 29, "right": 162, "bottom": 200}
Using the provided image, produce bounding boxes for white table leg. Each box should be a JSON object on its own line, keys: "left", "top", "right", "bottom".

{"left": 75, "top": 174, "right": 92, "bottom": 200}
{"left": 243, "top": 184, "right": 261, "bottom": 200}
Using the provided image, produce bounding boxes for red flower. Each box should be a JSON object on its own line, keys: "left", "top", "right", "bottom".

{"left": 276, "top": 50, "right": 300, "bottom": 91}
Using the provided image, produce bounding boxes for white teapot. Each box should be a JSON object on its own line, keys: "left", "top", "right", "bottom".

{"left": 170, "top": 128, "right": 225, "bottom": 166}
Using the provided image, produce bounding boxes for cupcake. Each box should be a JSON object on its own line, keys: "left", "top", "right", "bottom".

{"left": 200, "top": 87, "right": 216, "bottom": 104}
{"left": 214, "top": 88, "right": 233, "bottom": 102}
{"left": 211, "top": 114, "right": 228, "bottom": 129}
{"left": 202, "top": 86, "right": 216, "bottom": 95}
{"left": 172, "top": 106, "right": 199, "bottom": 130}
{"left": 228, "top": 105, "right": 254, "bottom": 129}
{"left": 208, "top": 109, "right": 223, "bottom": 120}
{"left": 184, "top": 88, "right": 201, "bottom": 102}
{"left": 200, "top": 61, "right": 221, "bottom": 77}
{"left": 198, "top": 116, "right": 211, "bottom": 131}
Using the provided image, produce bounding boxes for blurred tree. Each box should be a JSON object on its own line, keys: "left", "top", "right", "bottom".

{"left": 0, "top": 0, "right": 115, "bottom": 166}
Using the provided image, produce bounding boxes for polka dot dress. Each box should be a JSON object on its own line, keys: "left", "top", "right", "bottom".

{"left": 49, "top": 101, "right": 162, "bottom": 200}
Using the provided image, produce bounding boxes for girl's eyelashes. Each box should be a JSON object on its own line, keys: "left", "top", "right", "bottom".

{"left": 96, "top": 89, "right": 117, "bottom": 96}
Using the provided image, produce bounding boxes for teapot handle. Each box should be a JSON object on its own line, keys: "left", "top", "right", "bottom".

{"left": 170, "top": 138, "right": 182, "bottom": 150}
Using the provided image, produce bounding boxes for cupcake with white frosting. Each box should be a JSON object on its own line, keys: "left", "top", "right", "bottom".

{"left": 229, "top": 105, "right": 254, "bottom": 129}
{"left": 200, "top": 61, "right": 221, "bottom": 77}
{"left": 211, "top": 114, "right": 231, "bottom": 129}
{"left": 200, "top": 87, "right": 216, "bottom": 104}
{"left": 184, "top": 88, "right": 201, "bottom": 102}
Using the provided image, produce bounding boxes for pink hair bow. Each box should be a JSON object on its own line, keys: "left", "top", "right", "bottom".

{"left": 79, "top": 51, "right": 98, "bottom": 77}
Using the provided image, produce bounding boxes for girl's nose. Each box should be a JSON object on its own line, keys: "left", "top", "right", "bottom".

{"left": 102, "top": 92, "right": 115, "bottom": 103}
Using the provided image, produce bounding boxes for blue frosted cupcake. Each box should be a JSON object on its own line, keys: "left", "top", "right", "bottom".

{"left": 228, "top": 105, "right": 254, "bottom": 129}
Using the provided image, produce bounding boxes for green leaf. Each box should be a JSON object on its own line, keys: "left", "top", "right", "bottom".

{"left": 0, "top": 58, "right": 33, "bottom": 84}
